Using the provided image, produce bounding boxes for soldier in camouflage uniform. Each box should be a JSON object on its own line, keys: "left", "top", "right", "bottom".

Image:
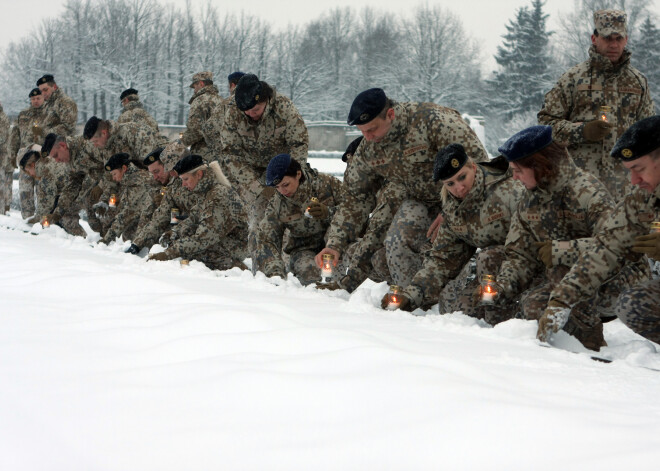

{"left": 537, "top": 10, "right": 655, "bottom": 201}
{"left": 0, "top": 103, "right": 11, "bottom": 214}
{"left": 126, "top": 143, "right": 201, "bottom": 254}
{"left": 542, "top": 116, "right": 660, "bottom": 345}
{"left": 10, "top": 89, "right": 46, "bottom": 218}
{"left": 227, "top": 71, "right": 245, "bottom": 98}
{"left": 37, "top": 74, "right": 78, "bottom": 137}
{"left": 99, "top": 153, "right": 157, "bottom": 244}
{"left": 486, "top": 126, "right": 649, "bottom": 350}
{"left": 389, "top": 144, "right": 523, "bottom": 313}
{"left": 148, "top": 154, "right": 248, "bottom": 270}
{"left": 316, "top": 88, "right": 488, "bottom": 293}
{"left": 117, "top": 88, "right": 159, "bottom": 131}
{"left": 220, "top": 73, "right": 309, "bottom": 273}
{"left": 181, "top": 72, "right": 225, "bottom": 163}
{"left": 256, "top": 153, "right": 343, "bottom": 285}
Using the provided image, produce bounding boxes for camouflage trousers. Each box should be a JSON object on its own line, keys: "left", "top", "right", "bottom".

{"left": 192, "top": 232, "right": 249, "bottom": 271}
{"left": 384, "top": 199, "right": 438, "bottom": 287}
{"left": 246, "top": 189, "right": 274, "bottom": 275}
{"left": 615, "top": 278, "right": 660, "bottom": 344}
{"left": 19, "top": 171, "right": 36, "bottom": 219}
{"left": 442, "top": 246, "right": 509, "bottom": 324}
{"left": 0, "top": 171, "right": 12, "bottom": 213}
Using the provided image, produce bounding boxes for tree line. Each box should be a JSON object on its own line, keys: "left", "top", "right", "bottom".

{"left": 0, "top": 0, "right": 657, "bottom": 153}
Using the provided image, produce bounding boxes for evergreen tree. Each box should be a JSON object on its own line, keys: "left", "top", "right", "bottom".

{"left": 633, "top": 16, "right": 660, "bottom": 113}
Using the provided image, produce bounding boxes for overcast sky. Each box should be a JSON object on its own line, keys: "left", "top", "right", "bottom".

{"left": 2, "top": 0, "right": 659, "bottom": 73}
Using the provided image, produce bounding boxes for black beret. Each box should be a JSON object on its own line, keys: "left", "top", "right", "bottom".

{"left": 120, "top": 88, "right": 138, "bottom": 101}
{"left": 105, "top": 153, "right": 130, "bottom": 171}
{"left": 227, "top": 71, "right": 245, "bottom": 83}
{"left": 266, "top": 154, "right": 292, "bottom": 186}
{"left": 347, "top": 88, "right": 387, "bottom": 126}
{"left": 20, "top": 150, "right": 41, "bottom": 170}
{"left": 235, "top": 74, "right": 262, "bottom": 111}
{"left": 498, "top": 125, "right": 553, "bottom": 162}
{"left": 433, "top": 144, "right": 469, "bottom": 182}
{"left": 29, "top": 88, "right": 41, "bottom": 98}
{"left": 173, "top": 154, "right": 205, "bottom": 175}
{"left": 83, "top": 116, "right": 101, "bottom": 139}
{"left": 143, "top": 147, "right": 165, "bottom": 166}
{"left": 36, "top": 74, "right": 54, "bottom": 86}
{"left": 342, "top": 136, "right": 363, "bottom": 162}
{"left": 42, "top": 133, "right": 58, "bottom": 157}
{"left": 611, "top": 116, "right": 660, "bottom": 161}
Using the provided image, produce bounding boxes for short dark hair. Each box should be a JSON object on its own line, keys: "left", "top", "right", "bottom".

{"left": 513, "top": 141, "right": 568, "bottom": 186}
{"left": 283, "top": 158, "right": 305, "bottom": 184}
{"left": 377, "top": 98, "right": 395, "bottom": 119}
{"left": 256, "top": 82, "right": 274, "bottom": 105}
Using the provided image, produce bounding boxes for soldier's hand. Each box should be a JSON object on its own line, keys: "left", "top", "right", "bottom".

{"left": 148, "top": 251, "right": 171, "bottom": 262}
{"left": 153, "top": 192, "right": 164, "bottom": 207}
{"left": 314, "top": 247, "right": 341, "bottom": 268}
{"left": 426, "top": 213, "right": 444, "bottom": 243}
{"left": 47, "top": 213, "right": 61, "bottom": 224}
{"left": 125, "top": 243, "right": 141, "bottom": 255}
{"left": 582, "top": 119, "right": 612, "bottom": 142}
{"left": 307, "top": 201, "right": 329, "bottom": 220}
{"left": 33, "top": 125, "right": 44, "bottom": 139}
{"left": 471, "top": 285, "right": 483, "bottom": 307}
{"left": 94, "top": 201, "right": 109, "bottom": 219}
{"left": 27, "top": 215, "right": 39, "bottom": 225}
{"left": 159, "top": 230, "right": 173, "bottom": 248}
{"left": 631, "top": 232, "right": 660, "bottom": 261}
{"left": 533, "top": 240, "right": 553, "bottom": 268}
{"left": 537, "top": 299, "right": 571, "bottom": 342}
{"left": 315, "top": 281, "right": 343, "bottom": 291}
{"left": 89, "top": 185, "right": 103, "bottom": 205}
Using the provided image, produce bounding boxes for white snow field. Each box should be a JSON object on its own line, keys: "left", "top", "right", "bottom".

{"left": 1, "top": 213, "right": 660, "bottom": 471}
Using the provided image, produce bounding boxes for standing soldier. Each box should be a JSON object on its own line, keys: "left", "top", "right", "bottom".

{"left": 541, "top": 116, "right": 660, "bottom": 346}
{"left": 221, "top": 73, "right": 309, "bottom": 273}
{"left": 0, "top": 103, "right": 11, "bottom": 214}
{"left": 99, "top": 153, "right": 157, "bottom": 244}
{"left": 117, "top": 88, "right": 159, "bottom": 131}
{"left": 37, "top": 74, "right": 78, "bottom": 137}
{"left": 181, "top": 71, "right": 225, "bottom": 163}
{"left": 538, "top": 9, "right": 654, "bottom": 200}
{"left": 315, "top": 88, "right": 488, "bottom": 293}
{"left": 147, "top": 154, "right": 248, "bottom": 271}
{"left": 10, "top": 88, "right": 46, "bottom": 218}
{"left": 126, "top": 142, "right": 201, "bottom": 255}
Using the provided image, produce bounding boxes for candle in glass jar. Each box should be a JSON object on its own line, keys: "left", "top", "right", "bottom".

{"left": 386, "top": 285, "right": 402, "bottom": 310}
{"left": 320, "top": 253, "right": 335, "bottom": 283}
{"left": 108, "top": 194, "right": 117, "bottom": 208}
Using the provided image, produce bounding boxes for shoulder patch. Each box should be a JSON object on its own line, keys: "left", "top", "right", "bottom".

{"left": 403, "top": 145, "right": 428, "bottom": 157}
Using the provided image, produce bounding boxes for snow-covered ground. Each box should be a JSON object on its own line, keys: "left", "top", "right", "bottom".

{"left": 1, "top": 213, "right": 660, "bottom": 471}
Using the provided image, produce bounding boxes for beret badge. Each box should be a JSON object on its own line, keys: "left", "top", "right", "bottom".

{"left": 622, "top": 149, "right": 633, "bottom": 158}
{"left": 451, "top": 158, "right": 460, "bottom": 168}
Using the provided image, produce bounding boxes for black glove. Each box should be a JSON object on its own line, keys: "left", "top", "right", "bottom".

{"left": 125, "top": 244, "right": 141, "bottom": 255}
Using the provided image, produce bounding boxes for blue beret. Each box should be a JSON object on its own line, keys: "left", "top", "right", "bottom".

{"left": 36, "top": 74, "right": 54, "bottom": 86}
{"left": 266, "top": 153, "right": 292, "bottom": 186}
{"left": 83, "top": 116, "right": 101, "bottom": 140}
{"left": 235, "top": 73, "right": 262, "bottom": 111}
{"left": 143, "top": 147, "right": 165, "bottom": 166}
{"left": 120, "top": 88, "right": 138, "bottom": 101}
{"left": 42, "top": 133, "right": 57, "bottom": 157}
{"left": 29, "top": 88, "right": 41, "bottom": 98}
{"left": 498, "top": 125, "right": 553, "bottom": 162}
{"left": 173, "top": 154, "right": 205, "bottom": 175}
{"left": 105, "top": 153, "right": 130, "bottom": 171}
{"left": 228, "top": 71, "right": 245, "bottom": 83}
{"left": 347, "top": 88, "right": 387, "bottom": 126}
{"left": 611, "top": 116, "right": 660, "bottom": 161}
{"left": 433, "top": 144, "right": 469, "bottom": 182}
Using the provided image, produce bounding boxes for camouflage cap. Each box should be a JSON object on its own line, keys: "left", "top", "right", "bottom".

{"left": 160, "top": 141, "right": 189, "bottom": 173}
{"left": 190, "top": 71, "right": 213, "bottom": 88}
{"left": 611, "top": 116, "right": 660, "bottom": 162}
{"left": 594, "top": 10, "right": 627, "bottom": 37}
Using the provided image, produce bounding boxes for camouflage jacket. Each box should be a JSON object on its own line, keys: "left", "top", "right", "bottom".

{"left": 200, "top": 98, "right": 229, "bottom": 163}
{"left": 33, "top": 157, "right": 69, "bottom": 218}
{"left": 404, "top": 159, "right": 524, "bottom": 308}
{"left": 496, "top": 155, "right": 614, "bottom": 298}
{"left": 118, "top": 97, "right": 159, "bottom": 131}
{"left": 41, "top": 88, "right": 78, "bottom": 136}
{"left": 10, "top": 106, "right": 46, "bottom": 159}
{"left": 104, "top": 165, "right": 157, "bottom": 241}
{"left": 221, "top": 89, "right": 309, "bottom": 202}
{"left": 326, "top": 101, "right": 488, "bottom": 255}
{"left": 182, "top": 85, "right": 225, "bottom": 159}
{"left": 132, "top": 175, "right": 201, "bottom": 248}
{"left": 169, "top": 170, "right": 248, "bottom": 259}
{"left": 538, "top": 47, "right": 655, "bottom": 199}
{"left": 104, "top": 120, "right": 168, "bottom": 162}
{"left": 0, "top": 106, "right": 11, "bottom": 172}
{"left": 55, "top": 136, "right": 107, "bottom": 216}
{"left": 550, "top": 183, "right": 659, "bottom": 308}
{"left": 257, "top": 172, "right": 344, "bottom": 278}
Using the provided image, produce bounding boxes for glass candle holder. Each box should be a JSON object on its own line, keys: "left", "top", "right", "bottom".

{"left": 160, "top": 187, "right": 167, "bottom": 197}
{"left": 108, "top": 194, "right": 117, "bottom": 208}
{"left": 480, "top": 274, "right": 498, "bottom": 306}
{"left": 386, "top": 285, "right": 402, "bottom": 310}
{"left": 599, "top": 105, "right": 612, "bottom": 122}
{"left": 170, "top": 208, "right": 180, "bottom": 225}
{"left": 320, "top": 253, "right": 335, "bottom": 284}
{"left": 180, "top": 259, "right": 189, "bottom": 266}
{"left": 305, "top": 197, "right": 319, "bottom": 218}
{"left": 40, "top": 215, "right": 50, "bottom": 228}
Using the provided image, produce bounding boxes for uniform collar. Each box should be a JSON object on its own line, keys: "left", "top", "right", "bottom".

{"left": 588, "top": 45, "right": 631, "bottom": 73}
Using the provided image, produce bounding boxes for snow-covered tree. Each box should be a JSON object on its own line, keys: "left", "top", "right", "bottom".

{"left": 632, "top": 16, "right": 660, "bottom": 113}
